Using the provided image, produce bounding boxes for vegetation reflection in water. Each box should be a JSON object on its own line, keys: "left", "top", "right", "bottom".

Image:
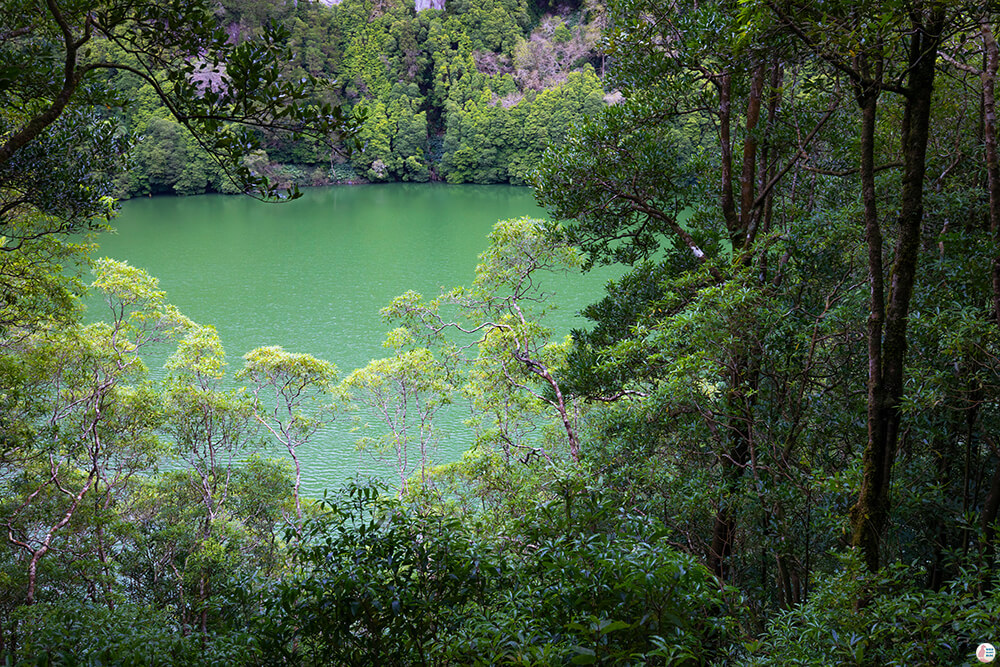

{"left": 95, "top": 184, "right": 615, "bottom": 495}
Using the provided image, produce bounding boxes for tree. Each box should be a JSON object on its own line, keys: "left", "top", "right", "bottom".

{"left": 352, "top": 98, "right": 393, "bottom": 180}
{"left": 0, "top": 212, "right": 93, "bottom": 336}
{"left": 758, "top": 0, "right": 967, "bottom": 574}
{"left": 0, "top": 0, "right": 358, "bottom": 233}
{"left": 2, "top": 259, "right": 190, "bottom": 606}
{"left": 236, "top": 346, "right": 337, "bottom": 534}
{"left": 534, "top": 0, "right": 1000, "bottom": 624}
{"left": 384, "top": 216, "right": 584, "bottom": 463}
{"left": 162, "top": 324, "right": 259, "bottom": 634}
{"left": 439, "top": 68, "right": 604, "bottom": 184}
{"left": 534, "top": 0, "right": 854, "bottom": 586}
{"left": 343, "top": 328, "right": 453, "bottom": 494}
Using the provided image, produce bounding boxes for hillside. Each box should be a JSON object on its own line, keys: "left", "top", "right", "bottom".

{"left": 112, "top": 0, "right": 607, "bottom": 196}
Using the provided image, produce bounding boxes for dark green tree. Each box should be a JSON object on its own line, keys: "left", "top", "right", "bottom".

{"left": 0, "top": 0, "right": 358, "bottom": 233}
{"left": 535, "top": 0, "right": 1000, "bottom": 628}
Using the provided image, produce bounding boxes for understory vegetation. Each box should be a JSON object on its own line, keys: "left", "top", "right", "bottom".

{"left": 3, "top": 0, "right": 1000, "bottom": 664}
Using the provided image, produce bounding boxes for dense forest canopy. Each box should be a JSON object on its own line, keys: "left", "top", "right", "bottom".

{"left": 91, "top": 0, "right": 609, "bottom": 195}
{"left": 3, "top": 0, "right": 1000, "bottom": 664}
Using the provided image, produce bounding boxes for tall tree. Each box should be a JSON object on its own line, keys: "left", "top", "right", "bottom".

{"left": 344, "top": 328, "right": 453, "bottom": 493}
{"left": 384, "top": 217, "right": 584, "bottom": 464}
{"left": 535, "top": 0, "right": 847, "bottom": 585}
{"left": 763, "top": 0, "right": 951, "bottom": 572}
{"left": 2, "top": 259, "right": 190, "bottom": 605}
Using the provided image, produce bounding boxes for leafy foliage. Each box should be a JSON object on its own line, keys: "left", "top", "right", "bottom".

{"left": 74, "top": 0, "right": 610, "bottom": 194}
{"left": 6, "top": 0, "right": 1000, "bottom": 664}
{"left": 256, "top": 480, "right": 739, "bottom": 666}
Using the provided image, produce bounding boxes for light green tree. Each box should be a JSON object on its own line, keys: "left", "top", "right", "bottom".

{"left": 343, "top": 327, "right": 453, "bottom": 494}
{"left": 163, "top": 324, "right": 259, "bottom": 633}
{"left": 384, "top": 216, "right": 584, "bottom": 463}
{"left": 2, "top": 259, "right": 191, "bottom": 605}
{"left": 236, "top": 346, "right": 337, "bottom": 534}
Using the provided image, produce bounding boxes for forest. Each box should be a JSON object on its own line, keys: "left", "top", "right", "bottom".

{"left": 2, "top": 0, "right": 1000, "bottom": 665}
{"left": 106, "top": 0, "right": 607, "bottom": 195}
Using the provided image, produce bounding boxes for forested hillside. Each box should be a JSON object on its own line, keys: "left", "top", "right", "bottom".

{"left": 3, "top": 0, "right": 1000, "bottom": 664}
{"left": 114, "top": 0, "right": 606, "bottom": 196}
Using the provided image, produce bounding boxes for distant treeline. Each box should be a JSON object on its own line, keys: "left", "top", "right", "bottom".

{"left": 110, "top": 0, "right": 607, "bottom": 196}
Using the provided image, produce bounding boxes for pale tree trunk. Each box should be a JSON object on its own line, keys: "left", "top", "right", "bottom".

{"left": 23, "top": 471, "right": 97, "bottom": 604}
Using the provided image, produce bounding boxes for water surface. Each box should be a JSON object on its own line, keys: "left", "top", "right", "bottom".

{"left": 96, "top": 184, "right": 611, "bottom": 494}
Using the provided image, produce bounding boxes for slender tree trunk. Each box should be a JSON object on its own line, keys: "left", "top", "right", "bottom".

{"left": 751, "top": 59, "right": 783, "bottom": 275}
{"left": 169, "top": 560, "right": 189, "bottom": 637}
{"left": 198, "top": 516, "right": 212, "bottom": 635}
{"left": 979, "top": 23, "right": 1000, "bottom": 578}
{"left": 708, "top": 62, "right": 769, "bottom": 580}
{"left": 927, "top": 421, "right": 961, "bottom": 590}
{"left": 850, "top": 72, "right": 887, "bottom": 572}
{"left": 981, "top": 439, "right": 1000, "bottom": 570}
{"left": 199, "top": 575, "right": 209, "bottom": 636}
{"left": 850, "top": 13, "right": 943, "bottom": 572}
{"left": 739, "top": 61, "right": 767, "bottom": 244}
{"left": 24, "top": 470, "right": 96, "bottom": 604}
{"left": 717, "top": 73, "right": 739, "bottom": 233}
{"left": 94, "top": 521, "right": 116, "bottom": 611}
{"left": 984, "top": 25, "right": 1000, "bottom": 325}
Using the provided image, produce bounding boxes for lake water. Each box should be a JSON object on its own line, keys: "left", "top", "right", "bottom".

{"left": 95, "top": 184, "right": 612, "bottom": 495}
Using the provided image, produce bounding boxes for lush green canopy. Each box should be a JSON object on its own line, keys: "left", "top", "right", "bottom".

{"left": 4, "top": 0, "right": 1000, "bottom": 664}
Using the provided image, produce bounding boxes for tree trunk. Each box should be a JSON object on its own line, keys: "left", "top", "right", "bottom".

{"left": 24, "top": 470, "right": 97, "bottom": 604}
{"left": 738, "top": 61, "right": 767, "bottom": 245}
{"left": 850, "top": 12, "right": 944, "bottom": 572}
{"left": 849, "top": 70, "right": 887, "bottom": 572}
{"left": 708, "top": 61, "right": 769, "bottom": 580}
{"left": 717, "top": 72, "right": 739, "bottom": 233}
{"left": 984, "top": 24, "right": 1000, "bottom": 326}
{"left": 979, "top": 22, "right": 1000, "bottom": 584}
{"left": 981, "top": 441, "right": 1000, "bottom": 572}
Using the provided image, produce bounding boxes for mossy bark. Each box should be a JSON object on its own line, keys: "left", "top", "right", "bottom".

{"left": 850, "top": 8, "right": 945, "bottom": 572}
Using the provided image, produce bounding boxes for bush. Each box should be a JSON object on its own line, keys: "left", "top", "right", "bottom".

{"left": 5, "top": 601, "right": 258, "bottom": 666}
{"left": 745, "top": 551, "right": 1000, "bottom": 666}
{"left": 444, "top": 481, "right": 741, "bottom": 666}
{"left": 257, "top": 481, "right": 497, "bottom": 666}
{"left": 256, "top": 480, "right": 742, "bottom": 666}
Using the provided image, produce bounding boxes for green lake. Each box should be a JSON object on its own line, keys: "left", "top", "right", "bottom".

{"left": 94, "top": 184, "right": 613, "bottom": 495}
